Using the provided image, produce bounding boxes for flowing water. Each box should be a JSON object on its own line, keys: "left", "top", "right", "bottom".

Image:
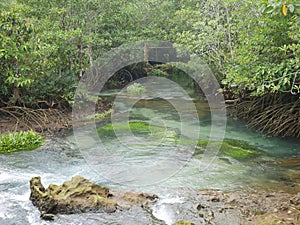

{"left": 1, "top": 78, "right": 300, "bottom": 225}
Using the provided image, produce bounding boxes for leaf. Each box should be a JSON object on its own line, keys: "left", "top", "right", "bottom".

{"left": 282, "top": 5, "right": 287, "bottom": 16}
{"left": 287, "top": 4, "right": 294, "bottom": 13}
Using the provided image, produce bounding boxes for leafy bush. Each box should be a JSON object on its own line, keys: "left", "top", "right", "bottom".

{"left": 0, "top": 131, "right": 44, "bottom": 153}
{"left": 222, "top": 0, "right": 300, "bottom": 97}
{"left": 147, "top": 68, "right": 169, "bottom": 77}
{"left": 126, "top": 83, "right": 146, "bottom": 96}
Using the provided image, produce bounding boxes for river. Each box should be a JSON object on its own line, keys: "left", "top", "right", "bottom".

{"left": 0, "top": 77, "right": 299, "bottom": 224}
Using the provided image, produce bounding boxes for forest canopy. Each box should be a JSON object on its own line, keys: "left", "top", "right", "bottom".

{"left": 0, "top": 0, "right": 300, "bottom": 136}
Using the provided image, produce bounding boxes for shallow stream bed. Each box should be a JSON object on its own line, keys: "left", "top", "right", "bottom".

{"left": 1, "top": 78, "right": 299, "bottom": 224}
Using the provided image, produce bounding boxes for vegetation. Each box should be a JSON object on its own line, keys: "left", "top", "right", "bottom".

{"left": 0, "top": 0, "right": 299, "bottom": 137}
{"left": 98, "top": 121, "right": 151, "bottom": 138}
{"left": 97, "top": 121, "right": 178, "bottom": 143}
{"left": 126, "top": 83, "right": 146, "bottom": 96}
{"left": 0, "top": 131, "right": 44, "bottom": 153}
{"left": 86, "top": 109, "right": 112, "bottom": 121}
{"left": 196, "top": 139, "right": 263, "bottom": 160}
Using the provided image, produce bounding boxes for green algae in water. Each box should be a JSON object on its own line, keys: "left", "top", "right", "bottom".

{"left": 196, "top": 139, "right": 262, "bottom": 160}
{"left": 0, "top": 131, "right": 44, "bottom": 153}
{"left": 97, "top": 121, "right": 151, "bottom": 138}
{"left": 97, "top": 121, "right": 179, "bottom": 142}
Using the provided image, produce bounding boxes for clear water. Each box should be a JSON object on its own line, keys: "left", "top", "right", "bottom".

{"left": 1, "top": 78, "right": 299, "bottom": 224}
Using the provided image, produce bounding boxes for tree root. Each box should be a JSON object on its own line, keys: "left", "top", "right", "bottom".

{"left": 229, "top": 94, "right": 300, "bottom": 138}
{"left": 0, "top": 107, "right": 70, "bottom": 134}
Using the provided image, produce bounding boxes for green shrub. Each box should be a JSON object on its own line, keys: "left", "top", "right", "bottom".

{"left": 147, "top": 68, "right": 169, "bottom": 77}
{"left": 126, "top": 83, "right": 146, "bottom": 96}
{"left": 0, "top": 131, "right": 44, "bottom": 153}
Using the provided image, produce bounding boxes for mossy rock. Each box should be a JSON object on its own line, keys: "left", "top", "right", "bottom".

{"left": 196, "top": 139, "right": 262, "bottom": 160}
{"left": 30, "top": 176, "right": 158, "bottom": 220}
{"left": 0, "top": 131, "right": 44, "bottom": 153}
{"left": 30, "top": 176, "right": 117, "bottom": 215}
{"left": 172, "top": 220, "right": 195, "bottom": 225}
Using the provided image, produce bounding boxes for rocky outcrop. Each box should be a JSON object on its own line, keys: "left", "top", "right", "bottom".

{"left": 29, "top": 176, "right": 158, "bottom": 220}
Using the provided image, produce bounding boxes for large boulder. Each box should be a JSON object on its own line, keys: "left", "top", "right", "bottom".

{"left": 30, "top": 176, "right": 158, "bottom": 220}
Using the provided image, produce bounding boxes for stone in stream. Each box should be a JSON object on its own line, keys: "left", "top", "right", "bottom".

{"left": 29, "top": 176, "right": 158, "bottom": 220}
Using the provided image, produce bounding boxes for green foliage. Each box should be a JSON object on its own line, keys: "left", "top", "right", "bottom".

{"left": 0, "top": 8, "right": 36, "bottom": 103}
{"left": 1, "top": 0, "right": 299, "bottom": 109}
{"left": 196, "top": 139, "right": 262, "bottom": 160}
{"left": 222, "top": 0, "right": 300, "bottom": 97}
{"left": 0, "top": 131, "right": 44, "bottom": 153}
{"left": 86, "top": 109, "right": 112, "bottom": 121}
{"left": 126, "top": 83, "right": 146, "bottom": 96}
{"left": 147, "top": 68, "right": 170, "bottom": 77}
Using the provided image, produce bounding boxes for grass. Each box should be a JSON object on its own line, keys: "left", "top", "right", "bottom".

{"left": 0, "top": 131, "right": 44, "bottom": 153}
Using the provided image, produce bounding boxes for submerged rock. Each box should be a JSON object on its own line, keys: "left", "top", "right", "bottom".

{"left": 278, "top": 157, "right": 300, "bottom": 168}
{"left": 29, "top": 176, "right": 158, "bottom": 219}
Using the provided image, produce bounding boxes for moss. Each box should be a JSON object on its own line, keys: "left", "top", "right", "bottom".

{"left": 172, "top": 220, "right": 195, "bottom": 225}
{"left": 196, "top": 139, "right": 262, "bottom": 160}
{"left": 0, "top": 130, "right": 44, "bottom": 153}
{"left": 30, "top": 176, "right": 117, "bottom": 214}
{"left": 92, "top": 195, "right": 116, "bottom": 208}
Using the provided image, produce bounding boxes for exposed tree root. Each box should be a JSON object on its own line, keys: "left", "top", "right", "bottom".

{"left": 0, "top": 107, "right": 70, "bottom": 134}
{"left": 229, "top": 94, "right": 300, "bottom": 138}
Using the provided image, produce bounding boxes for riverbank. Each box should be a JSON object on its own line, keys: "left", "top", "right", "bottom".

{"left": 227, "top": 94, "right": 300, "bottom": 138}
{"left": 0, "top": 99, "right": 112, "bottom": 136}
{"left": 193, "top": 189, "right": 300, "bottom": 225}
